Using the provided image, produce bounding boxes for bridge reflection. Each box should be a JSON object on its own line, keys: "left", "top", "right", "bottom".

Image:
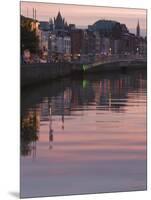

{"left": 21, "top": 69, "right": 146, "bottom": 156}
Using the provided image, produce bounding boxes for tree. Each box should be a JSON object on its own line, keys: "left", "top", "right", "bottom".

{"left": 21, "top": 15, "right": 39, "bottom": 54}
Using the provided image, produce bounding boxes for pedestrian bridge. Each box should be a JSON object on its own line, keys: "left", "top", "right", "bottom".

{"left": 82, "top": 54, "right": 147, "bottom": 72}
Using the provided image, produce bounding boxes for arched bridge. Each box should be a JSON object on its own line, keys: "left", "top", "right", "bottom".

{"left": 82, "top": 54, "right": 147, "bottom": 72}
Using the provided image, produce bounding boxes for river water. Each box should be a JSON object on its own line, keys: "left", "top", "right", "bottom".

{"left": 21, "top": 69, "right": 147, "bottom": 198}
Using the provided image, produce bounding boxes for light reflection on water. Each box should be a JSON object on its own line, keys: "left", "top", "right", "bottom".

{"left": 21, "top": 70, "right": 147, "bottom": 198}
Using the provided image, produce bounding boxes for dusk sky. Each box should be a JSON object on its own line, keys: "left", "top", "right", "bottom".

{"left": 21, "top": 1, "right": 147, "bottom": 36}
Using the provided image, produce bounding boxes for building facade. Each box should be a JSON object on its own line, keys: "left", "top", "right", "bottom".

{"left": 22, "top": 12, "right": 147, "bottom": 63}
{"left": 48, "top": 11, "right": 71, "bottom": 61}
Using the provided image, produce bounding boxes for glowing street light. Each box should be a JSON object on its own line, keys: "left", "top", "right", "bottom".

{"left": 109, "top": 47, "right": 112, "bottom": 55}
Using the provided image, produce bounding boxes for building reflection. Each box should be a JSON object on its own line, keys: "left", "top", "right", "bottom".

{"left": 50, "top": 88, "right": 72, "bottom": 129}
{"left": 92, "top": 71, "right": 146, "bottom": 112}
{"left": 21, "top": 70, "right": 146, "bottom": 157}
{"left": 48, "top": 105, "right": 53, "bottom": 149}
{"left": 96, "top": 78, "right": 128, "bottom": 112}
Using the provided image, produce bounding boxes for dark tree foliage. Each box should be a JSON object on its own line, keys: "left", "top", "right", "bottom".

{"left": 21, "top": 15, "right": 39, "bottom": 54}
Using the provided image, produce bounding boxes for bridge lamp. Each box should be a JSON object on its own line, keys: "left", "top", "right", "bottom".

{"left": 109, "top": 48, "right": 112, "bottom": 55}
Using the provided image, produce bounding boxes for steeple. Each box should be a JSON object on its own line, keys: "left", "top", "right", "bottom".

{"left": 56, "top": 11, "right": 62, "bottom": 21}
{"left": 54, "top": 11, "right": 65, "bottom": 30}
{"left": 49, "top": 17, "right": 53, "bottom": 24}
{"left": 49, "top": 17, "right": 53, "bottom": 31}
{"left": 136, "top": 20, "right": 140, "bottom": 37}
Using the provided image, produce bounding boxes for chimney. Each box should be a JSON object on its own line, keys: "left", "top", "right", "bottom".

{"left": 35, "top": 9, "right": 36, "bottom": 20}
{"left": 33, "top": 8, "right": 34, "bottom": 19}
{"left": 27, "top": 8, "right": 28, "bottom": 17}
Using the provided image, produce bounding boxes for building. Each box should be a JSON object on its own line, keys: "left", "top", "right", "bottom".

{"left": 39, "top": 21, "right": 50, "bottom": 50}
{"left": 136, "top": 20, "right": 140, "bottom": 37}
{"left": 70, "top": 29, "right": 83, "bottom": 60}
{"left": 21, "top": 11, "right": 146, "bottom": 63}
{"left": 87, "top": 19, "right": 147, "bottom": 56}
{"left": 135, "top": 20, "right": 147, "bottom": 55}
{"left": 53, "top": 11, "right": 68, "bottom": 31}
{"left": 48, "top": 11, "right": 71, "bottom": 61}
{"left": 70, "top": 29, "right": 96, "bottom": 62}
{"left": 89, "top": 20, "right": 123, "bottom": 55}
{"left": 69, "top": 24, "right": 76, "bottom": 30}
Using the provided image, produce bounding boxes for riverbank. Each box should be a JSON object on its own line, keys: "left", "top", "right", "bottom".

{"left": 21, "top": 60, "right": 147, "bottom": 87}
{"left": 21, "top": 62, "right": 82, "bottom": 87}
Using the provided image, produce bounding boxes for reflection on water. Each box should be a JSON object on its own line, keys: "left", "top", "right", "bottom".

{"left": 21, "top": 70, "right": 147, "bottom": 198}
{"left": 21, "top": 110, "right": 39, "bottom": 156}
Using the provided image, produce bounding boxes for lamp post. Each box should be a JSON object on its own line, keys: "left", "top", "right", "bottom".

{"left": 136, "top": 47, "right": 139, "bottom": 57}
{"left": 109, "top": 47, "right": 112, "bottom": 55}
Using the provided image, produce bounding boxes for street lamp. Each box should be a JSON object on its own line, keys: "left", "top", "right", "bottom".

{"left": 136, "top": 47, "right": 139, "bottom": 56}
{"left": 109, "top": 48, "right": 112, "bottom": 56}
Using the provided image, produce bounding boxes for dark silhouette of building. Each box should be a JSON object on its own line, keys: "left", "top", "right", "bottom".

{"left": 136, "top": 20, "right": 140, "bottom": 37}
{"left": 90, "top": 20, "right": 122, "bottom": 38}
{"left": 54, "top": 11, "right": 68, "bottom": 31}
{"left": 27, "top": 12, "right": 147, "bottom": 61}
{"left": 70, "top": 29, "right": 83, "bottom": 59}
{"left": 48, "top": 11, "right": 71, "bottom": 61}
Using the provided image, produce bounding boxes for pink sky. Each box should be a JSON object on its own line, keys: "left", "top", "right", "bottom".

{"left": 21, "top": 1, "right": 147, "bottom": 36}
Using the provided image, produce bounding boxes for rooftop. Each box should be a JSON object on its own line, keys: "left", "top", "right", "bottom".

{"left": 92, "top": 20, "right": 119, "bottom": 32}
{"left": 39, "top": 21, "right": 50, "bottom": 31}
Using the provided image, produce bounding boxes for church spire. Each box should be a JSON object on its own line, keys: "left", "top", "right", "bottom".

{"left": 56, "top": 10, "right": 62, "bottom": 21}
{"left": 54, "top": 10, "right": 65, "bottom": 30}
{"left": 136, "top": 20, "right": 140, "bottom": 37}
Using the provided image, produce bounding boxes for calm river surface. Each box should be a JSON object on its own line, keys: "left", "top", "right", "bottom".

{"left": 21, "top": 69, "right": 147, "bottom": 198}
